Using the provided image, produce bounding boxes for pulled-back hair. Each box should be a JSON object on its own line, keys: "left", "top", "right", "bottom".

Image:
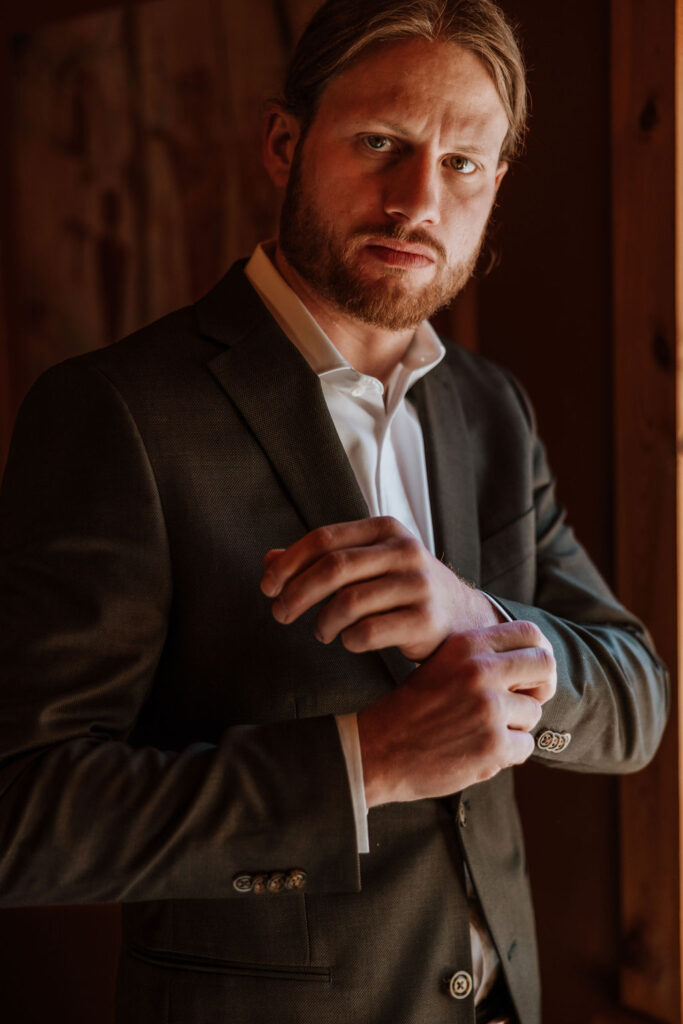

{"left": 282, "top": 0, "right": 528, "bottom": 161}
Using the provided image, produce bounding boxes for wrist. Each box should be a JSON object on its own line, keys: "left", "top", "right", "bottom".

{"left": 458, "top": 586, "right": 505, "bottom": 629}
{"left": 477, "top": 590, "right": 508, "bottom": 625}
{"left": 357, "top": 704, "right": 395, "bottom": 809}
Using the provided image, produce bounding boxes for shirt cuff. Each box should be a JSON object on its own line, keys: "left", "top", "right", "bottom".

{"left": 482, "top": 592, "right": 514, "bottom": 623}
{"left": 335, "top": 713, "right": 370, "bottom": 854}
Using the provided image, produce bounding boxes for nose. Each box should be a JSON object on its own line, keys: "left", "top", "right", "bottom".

{"left": 383, "top": 153, "right": 441, "bottom": 226}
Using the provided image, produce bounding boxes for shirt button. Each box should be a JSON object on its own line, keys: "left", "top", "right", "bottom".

{"left": 448, "top": 969, "right": 473, "bottom": 1000}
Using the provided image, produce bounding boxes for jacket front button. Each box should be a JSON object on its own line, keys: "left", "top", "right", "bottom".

{"left": 232, "top": 873, "right": 253, "bottom": 894}
{"left": 458, "top": 801, "right": 467, "bottom": 827}
{"left": 448, "top": 969, "right": 473, "bottom": 1000}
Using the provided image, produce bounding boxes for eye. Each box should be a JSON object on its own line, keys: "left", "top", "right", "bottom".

{"left": 448, "top": 156, "right": 477, "bottom": 175}
{"left": 362, "top": 135, "right": 396, "bottom": 153}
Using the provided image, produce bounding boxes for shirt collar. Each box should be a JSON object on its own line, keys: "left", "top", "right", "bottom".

{"left": 245, "top": 241, "right": 445, "bottom": 397}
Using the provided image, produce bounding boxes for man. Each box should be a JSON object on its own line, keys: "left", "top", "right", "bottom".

{"left": 0, "top": 1, "right": 667, "bottom": 1023}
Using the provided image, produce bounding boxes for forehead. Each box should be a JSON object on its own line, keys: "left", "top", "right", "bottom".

{"left": 315, "top": 37, "right": 508, "bottom": 152}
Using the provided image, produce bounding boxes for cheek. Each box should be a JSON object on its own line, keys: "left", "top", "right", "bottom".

{"left": 445, "top": 186, "right": 496, "bottom": 233}
{"left": 308, "top": 164, "right": 367, "bottom": 219}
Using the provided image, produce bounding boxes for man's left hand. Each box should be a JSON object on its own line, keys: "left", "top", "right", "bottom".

{"left": 260, "top": 516, "right": 502, "bottom": 662}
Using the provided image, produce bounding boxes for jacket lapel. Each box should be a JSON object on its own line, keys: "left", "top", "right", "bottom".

{"left": 410, "top": 357, "right": 481, "bottom": 588}
{"left": 197, "top": 263, "right": 369, "bottom": 533}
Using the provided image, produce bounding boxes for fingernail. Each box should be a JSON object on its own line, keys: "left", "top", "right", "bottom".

{"left": 272, "top": 597, "right": 289, "bottom": 623}
{"left": 314, "top": 627, "right": 324, "bottom": 643}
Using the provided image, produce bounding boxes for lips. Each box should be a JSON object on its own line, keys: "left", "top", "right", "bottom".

{"left": 363, "top": 242, "right": 436, "bottom": 269}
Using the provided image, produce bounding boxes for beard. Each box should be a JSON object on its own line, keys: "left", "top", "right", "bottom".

{"left": 279, "top": 146, "right": 485, "bottom": 331}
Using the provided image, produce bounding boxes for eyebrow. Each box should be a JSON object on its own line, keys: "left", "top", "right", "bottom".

{"left": 342, "top": 120, "right": 490, "bottom": 156}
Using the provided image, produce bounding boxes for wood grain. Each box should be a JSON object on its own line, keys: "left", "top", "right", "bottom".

{"left": 611, "top": 0, "right": 680, "bottom": 1020}
{"left": 5, "top": 0, "right": 313, "bottom": 434}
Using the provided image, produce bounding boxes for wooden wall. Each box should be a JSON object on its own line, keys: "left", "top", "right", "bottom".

{"left": 2, "top": 0, "right": 320, "bottom": 444}
{"left": 484, "top": 3, "right": 622, "bottom": 1021}
{"left": 0, "top": 0, "right": 675, "bottom": 1022}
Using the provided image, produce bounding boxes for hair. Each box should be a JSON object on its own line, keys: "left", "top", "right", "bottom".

{"left": 281, "top": 0, "right": 528, "bottom": 162}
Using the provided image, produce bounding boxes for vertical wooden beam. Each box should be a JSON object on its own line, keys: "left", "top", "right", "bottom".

{"left": 611, "top": 1, "right": 680, "bottom": 1021}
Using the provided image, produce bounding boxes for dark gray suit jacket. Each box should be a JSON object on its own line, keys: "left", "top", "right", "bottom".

{"left": 0, "top": 262, "right": 668, "bottom": 1023}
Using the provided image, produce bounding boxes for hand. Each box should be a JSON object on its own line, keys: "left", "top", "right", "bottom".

{"left": 260, "top": 516, "right": 502, "bottom": 661}
{"left": 357, "top": 620, "right": 556, "bottom": 807}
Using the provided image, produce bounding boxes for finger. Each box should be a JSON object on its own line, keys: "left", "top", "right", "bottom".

{"left": 315, "top": 571, "right": 428, "bottom": 643}
{"left": 477, "top": 646, "right": 556, "bottom": 696}
{"left": 339, "top": 608, "right": 419, "bottom": 654}
{"left": 504, "top": 728, "right": 536, "bottom": 767}
{"left": 262, "top": 548, "right": 285, "bottom": 569}
{"left": 260, "top": 517, "right": 408, "bottom": 597}
{"left": 269, "top": 542, "right": 414, "bottom": 625}
{"left": 501, "top": 690, "right": 543, "bottom": 732}
{"left": 447, "top": 619, "right": 553, "bottom": 657}
{"left": 457, "top": 648, "right": 555, "bottom": 707}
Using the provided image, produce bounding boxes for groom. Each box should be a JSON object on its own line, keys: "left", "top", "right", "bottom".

{"left": 0, "top": 1, "right": 668, "bottom": 1023}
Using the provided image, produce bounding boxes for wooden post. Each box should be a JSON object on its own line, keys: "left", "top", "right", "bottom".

{"left": 611, "top": 1, "right": 681, "bottom": 1020}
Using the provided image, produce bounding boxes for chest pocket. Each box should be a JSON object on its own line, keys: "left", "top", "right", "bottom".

{"left": 479, "top": 508, "right": 536, "bottom": 603}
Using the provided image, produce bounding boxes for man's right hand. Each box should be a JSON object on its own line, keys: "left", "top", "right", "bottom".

{"left": 357, "top": 620, "right": 556, "bottom": 808}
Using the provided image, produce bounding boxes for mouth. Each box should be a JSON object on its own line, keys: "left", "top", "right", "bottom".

{"left": 362, "top": 237, "right": 437, "bottom": 269}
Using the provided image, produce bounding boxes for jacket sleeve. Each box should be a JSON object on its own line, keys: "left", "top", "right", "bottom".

{"left": 0, "top": 359, "right": 360, "bottom": 907}
{"left": 491, "top": 379, "right": 669, "bottom": 774}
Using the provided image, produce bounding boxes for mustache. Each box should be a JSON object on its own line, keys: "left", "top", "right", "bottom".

{"left": 350, "top": 224, "right": 447, "bottom": 263}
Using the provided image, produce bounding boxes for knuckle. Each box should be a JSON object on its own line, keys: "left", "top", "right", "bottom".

{"left": 388, "top": 527, "right": 421, "bottom": 557}
{"left": 471, "top": 688, "right": 501, "bottom": 728}
{"left": 321, "top": 549, "right": 346, "bottom": 579}
{"left": 379, "top": 515, "right": 402, "bottom": 535}
{"left": 411, "top": 568, "right": 431, "bottom": 598}
{"left": 412, "top": 600, "right": 434, "bottom": 630}
{"left": 458, "top": 659, "right": 481, "bottom": 691}
{"left": 312, "top": 525, "right": 336, "bottom": 552}
{"left": 466, "top": 654, "right": 497, "bottom": 681}
{"left": 457, "top": 628, "right": 487, "bottom": 655}
{"left": 476, "top": 723, "right": 505, "bottom": 759}
{"left": 339, "top": 585, "right": 362, "bottom": 614}
{"left": 518, "top": 620, "right": 544, "bottom": 646}
{"left": 537, "top": 647, "right": 556, "bottom": 672}
{"left": 345, "top": 618, "right": 374, "bottom": 650}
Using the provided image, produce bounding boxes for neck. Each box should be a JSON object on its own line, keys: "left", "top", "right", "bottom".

{"left": 273, "top": 245, "right": 415, "bottom": 386}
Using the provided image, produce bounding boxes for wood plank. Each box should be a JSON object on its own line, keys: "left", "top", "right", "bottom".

{"left": 611, "top": 0, "right": 680, "bottom": 1020}
{"left": 5, "top": 0, "right": 301, "bottom": 406}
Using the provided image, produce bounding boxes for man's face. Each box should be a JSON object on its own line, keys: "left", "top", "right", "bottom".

{"left": 278, "top": 37, "right": 510, "bottom": 331}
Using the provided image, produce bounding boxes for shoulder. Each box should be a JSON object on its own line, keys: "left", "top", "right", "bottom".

{"left": 435, "top": 337, "right": 535, "bottom": 435}
{"left": 24, "top": 260, "right": 258, "bottom": 408}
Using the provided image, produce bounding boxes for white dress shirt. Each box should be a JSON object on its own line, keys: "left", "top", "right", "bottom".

{"left": 245, "top": 241, "right": 501, "bottom": 1004}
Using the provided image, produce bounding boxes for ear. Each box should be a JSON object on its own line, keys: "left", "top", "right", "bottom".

{"left": 494, "top": 160, "right": 509, "bottom": 193}
{"left": 262, "top": 103, "right": 302, "bottom": 189}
